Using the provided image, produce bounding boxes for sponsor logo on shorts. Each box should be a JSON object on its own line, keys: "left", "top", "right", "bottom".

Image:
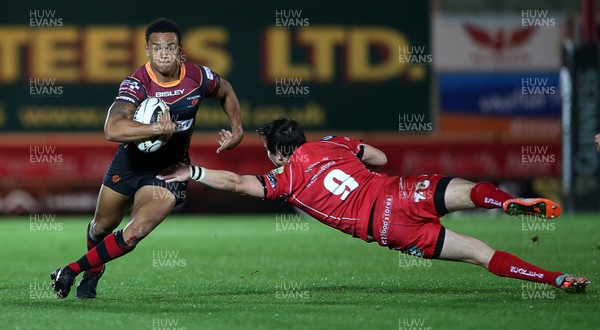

{"left": 379, "top": 195, "right": 393, "bottom": 245}
{"left": 112, "top": 175, "right": 121, "bottom": 183}
{"left": 413, "top": 180, "right": 430, "bottom": 202}
{"left": 174, "top": 119, "right": 194, "bottom": 132}
{"left": 406, "top": 245, "right": 424, "bottom": 258}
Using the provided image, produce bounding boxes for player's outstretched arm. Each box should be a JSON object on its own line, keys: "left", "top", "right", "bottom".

{"left": 156, "top": 163, "right": 264, "bottom": 198}
{"left": 361, "top": 144, "right": 387, "bottom": 170}
{"left": 104, "top": 101, "right": 176, "bottom": 142}
{"left": 210, "top": 77, "right": 243, "bottom": 153}
{"left": 595, "top": 133, "right": 600, "bottom": 154}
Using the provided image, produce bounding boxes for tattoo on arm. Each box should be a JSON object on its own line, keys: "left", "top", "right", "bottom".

{"left": 211, "top": 77, "right": 229, "bottom": 101}
{"left": 109, "top": 102, "right": 136, "bottom": 119}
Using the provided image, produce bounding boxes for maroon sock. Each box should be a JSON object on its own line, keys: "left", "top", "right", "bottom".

{"left": 86, "top": 223, "right": 104, "bottom": 273}
{"left": 470, "top": 182, "right": 513, "bottom": 209}
{"left": 68, "top": 229, "right": 134, "bottom": 275}
{"left": 488, "top": 251, "right": 563, "bottom": 287}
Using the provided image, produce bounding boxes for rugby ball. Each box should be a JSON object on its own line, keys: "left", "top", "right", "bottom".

{"left": 133, "top": 97, "right": 168, "bottom": 153}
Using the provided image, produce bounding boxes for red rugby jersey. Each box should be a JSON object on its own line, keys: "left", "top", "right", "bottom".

{"left": 259, "top": 136, "right": 398, "bottom": 240}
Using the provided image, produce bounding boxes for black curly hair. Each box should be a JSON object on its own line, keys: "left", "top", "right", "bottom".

{"left": 145, "top": 18, "right": 181, "bottom": 45}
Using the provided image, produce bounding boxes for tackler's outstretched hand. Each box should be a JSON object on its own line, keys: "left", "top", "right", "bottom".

{"left": 156, "top": 162, "right": 190, "bottom": 183}
{"left": 216, "top": 128, "right": 242, "bottom": 153}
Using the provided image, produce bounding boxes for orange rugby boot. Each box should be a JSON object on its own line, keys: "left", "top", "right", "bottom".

{"left": 502, "top": 198, "right": 561, "bottom": 219}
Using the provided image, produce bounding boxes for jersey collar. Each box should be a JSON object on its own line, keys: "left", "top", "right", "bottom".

{"left": 145, "top": 62, "right": 186, "bottom": 88}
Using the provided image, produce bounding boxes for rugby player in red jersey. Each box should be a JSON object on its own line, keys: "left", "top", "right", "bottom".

{"left": 51, "top": 18, "right": 243, "bottom": 299}
{"left": 158, "top": 117, "right": 589, "bottom": 293}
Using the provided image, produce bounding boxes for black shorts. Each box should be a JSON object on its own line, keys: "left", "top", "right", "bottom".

{"left": 102, "top": 153, "right": 188, "bottom": 206}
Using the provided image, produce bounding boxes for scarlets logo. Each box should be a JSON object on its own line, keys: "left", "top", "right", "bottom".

{"left": 464, "top": 24, "right": 536, "bottom": 53}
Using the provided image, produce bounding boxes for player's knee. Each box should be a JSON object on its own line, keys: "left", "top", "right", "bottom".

{"left": 90, "top": 218, "right": 118, "bottom": 237}
{"left": 122, "top": 227, "right": 145, "bottom": 246}
{"left": 122, "top": 221, "right": 158, "bottom": 245}
{"left": 471, "top": 245, "right": 495, "bottom": 268}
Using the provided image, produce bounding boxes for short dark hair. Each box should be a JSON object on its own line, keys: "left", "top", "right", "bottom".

{"left": 257, "top": 118, "right": 306, "bottom": 157}
{"left": 145, "top": 18, "right": 181, "bottom": 45}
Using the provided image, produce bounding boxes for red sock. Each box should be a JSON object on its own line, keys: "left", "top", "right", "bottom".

{"left": 68, "top": 229, "right": 134, "bottom": 275}
{"left": 470, "top": 182, "right": 513, "bottom": 209}
{"left": 86, "top": 223, "right": 104, "bottom": 273}
{"left": 488, "top": 251, "right": 563, "bottom": 287}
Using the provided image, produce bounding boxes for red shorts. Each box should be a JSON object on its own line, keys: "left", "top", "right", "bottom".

{"left": 369, "top": 174, "right": 452, "bottom": 259}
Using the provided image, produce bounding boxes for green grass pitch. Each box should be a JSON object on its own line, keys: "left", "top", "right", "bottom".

{"left": 0, "top": 213, "right": 599, "bottom": 329}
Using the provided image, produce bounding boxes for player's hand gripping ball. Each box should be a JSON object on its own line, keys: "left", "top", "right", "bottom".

{"left": 133, "top": 97, "right": 168, "bottom": 153}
